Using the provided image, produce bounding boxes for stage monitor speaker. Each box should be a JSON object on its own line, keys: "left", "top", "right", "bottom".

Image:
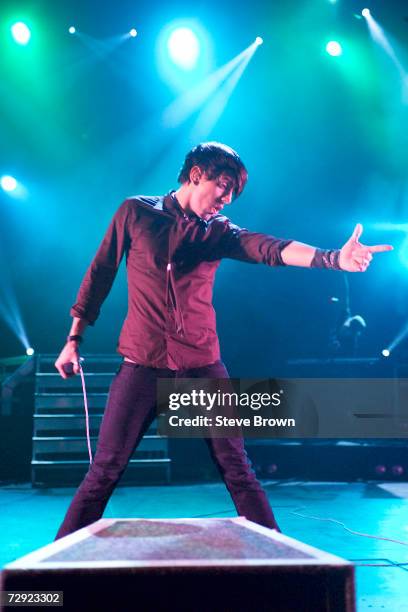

{"left": 1, "top": 518, "right": 355, "bottom": 612}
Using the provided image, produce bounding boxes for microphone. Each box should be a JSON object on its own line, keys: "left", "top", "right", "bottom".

{"left": 62, "top": 363, "right": 74, "bottom": 376}
{"left": 62, "top": 357, "right": 84, "bottom": 376}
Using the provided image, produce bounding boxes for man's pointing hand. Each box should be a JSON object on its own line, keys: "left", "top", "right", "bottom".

{"left": 339, "top": 223, "right": 393, "bottom": 272}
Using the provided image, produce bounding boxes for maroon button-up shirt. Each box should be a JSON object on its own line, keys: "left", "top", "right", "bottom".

{"left": 71, "top": 193, "right": 292, "bottom": 369}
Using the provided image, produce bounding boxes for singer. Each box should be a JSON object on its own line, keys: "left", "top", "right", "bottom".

{"left": 54, "top": 142, "right": 392, "bottom": 539}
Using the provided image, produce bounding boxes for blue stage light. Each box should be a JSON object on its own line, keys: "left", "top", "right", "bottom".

{"left": 1, "top": 175, "right": 17, "bottom": 192}
{"left": 156, "top": 20, "right": 212, "bottom": 91}
{"left": 68, "top": 26, "right": 76, "bottom": 34}
{"left": 167, "top": 27, "right": 200, "bottom": 70}
{"left": 26, "top": 347, "right": 35, "bottom": 356}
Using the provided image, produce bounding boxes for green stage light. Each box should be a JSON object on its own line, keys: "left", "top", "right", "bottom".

{"left": 11, "top": 22, "right": 31, "bottom": 45}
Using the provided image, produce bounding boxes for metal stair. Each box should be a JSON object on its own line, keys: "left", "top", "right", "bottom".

{"left": 31, "top": 354, "right": 170, "bottom": 487}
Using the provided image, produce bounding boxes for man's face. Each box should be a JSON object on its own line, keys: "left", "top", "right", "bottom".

{"left": 189, "top": 169, "right": 236, "bottom": 220}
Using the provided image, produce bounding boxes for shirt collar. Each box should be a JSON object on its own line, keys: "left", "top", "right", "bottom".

{"left": 164, "top": 191, "right": 208, "bottom": 226}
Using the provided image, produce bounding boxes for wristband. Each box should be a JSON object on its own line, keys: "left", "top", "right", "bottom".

{"left": 67, "top": 335, "right": 83, "bottom": 344}
{"left": 310, "top": 249, "right": 342, "bottom": 270}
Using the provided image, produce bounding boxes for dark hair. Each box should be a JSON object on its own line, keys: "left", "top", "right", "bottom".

{"left": 177, "top": 142, "right": 248, "bottom": 198}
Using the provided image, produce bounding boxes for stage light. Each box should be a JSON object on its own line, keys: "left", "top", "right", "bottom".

{"left": 375, "top": 465, "right": 387, "bottom": 475}
{"left": 157, "top": 20, "right": 213, "bottom": 91}
{"left": 392, "top": 465, "right": 404, "bottom": 476}
{"left": 167, "top": 27, "right": 200, "bottom": 70}
{"left": 255, "top": 37, "right": 263, "bottom": 46}
{"left": 129, "top": 28, "right": 137, "bottom": 38}
{"left": 362, "top": 8, "right": 370, "bottom": 18}
{"left": 382, "top": 349, "right": 390, "bottom": 357}
{"left": 11, "top": 22, "right": 31, "bottom": 45}
{"left": 0, "top": 175, "right": 28, "bottom": 200}
{"left": 68, "top": 26, "right": 76, "bottom": 34}
{"left": 1, "top": 175, "right": 17, "bottom": 192}
{"left": 326, "top": 41, "right": 342, "bottom": 57}
{"left": 26, "top": 347, "right": 35, "bottom": 356}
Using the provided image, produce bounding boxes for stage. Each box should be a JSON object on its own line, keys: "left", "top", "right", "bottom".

{"left": 1, "top": 480, "right": 407, "bottom": 611}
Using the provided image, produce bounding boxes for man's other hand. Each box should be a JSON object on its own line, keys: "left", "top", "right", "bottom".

{"left": 55, "top": 342, "right": 81, "bottom": 379}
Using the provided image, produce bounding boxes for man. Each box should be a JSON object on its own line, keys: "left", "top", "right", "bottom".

{"left": 54, "top": 142, "right": 392, "bottom": 539}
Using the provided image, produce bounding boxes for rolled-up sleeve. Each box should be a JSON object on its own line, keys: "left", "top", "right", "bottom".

{"left": 70, "top": 200, "right": 131, "bottom": 324}
{"left": 210, "top": 217, "right": 293, "bottom": 266}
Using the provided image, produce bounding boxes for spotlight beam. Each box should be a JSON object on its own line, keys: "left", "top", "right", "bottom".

{"left": 364, "top": 11, "right": 406, "bottom": 78}
{"left": 76, "top": 33, "right": 128, "bottom": 59}
{"left": 190, "top": 43, "right": 258, "bottom": 141}
{"left": 373, "top": 222, "right": 408, "bottom": 232}
{"left": 163, "top": 40, "right": 261, "bottom": 129}
{"left": 0, "top": 272, "right": 31, "bottom": 351}
{"left": 82, "top": 39, "right": 263, "bottom": 200}
{"left": 386, "top": 321, "right": 408, "bottom": 354}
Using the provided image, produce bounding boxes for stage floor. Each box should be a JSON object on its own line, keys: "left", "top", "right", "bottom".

{"left": 0, "top": 480, "right": 407, "bottom": 611}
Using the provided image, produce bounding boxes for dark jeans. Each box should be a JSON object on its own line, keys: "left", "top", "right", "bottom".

{"left": 55, "top": 360, "right": 280, "bottom": 539}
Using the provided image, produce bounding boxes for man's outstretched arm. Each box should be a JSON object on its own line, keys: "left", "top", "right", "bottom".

{"left": 281, "top": 224, "right": 393, "bottom": 272}
{"left": 213, "top": 219, "right": 392, "bottom": 271}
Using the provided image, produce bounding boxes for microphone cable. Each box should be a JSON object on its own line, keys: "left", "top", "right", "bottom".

{"left": 77, "top": 358, "right": 93, "bottom": 464}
